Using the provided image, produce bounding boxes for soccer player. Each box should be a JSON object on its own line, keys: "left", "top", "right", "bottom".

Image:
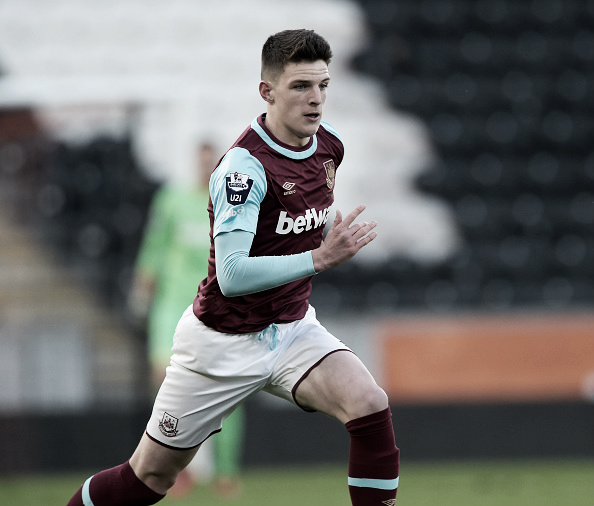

{"left": 66, "top": 28, "right": 400, "bottom": 506}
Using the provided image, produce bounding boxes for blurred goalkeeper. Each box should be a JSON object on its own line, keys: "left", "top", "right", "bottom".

{"left": 67, "top": 28, "right": 400, "bottom": 506}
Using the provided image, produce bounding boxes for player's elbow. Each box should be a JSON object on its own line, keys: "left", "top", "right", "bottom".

{"left": 216, "top": 247, "right": 251, "bottom": 297}
{"left": 218, "top": 276, "right": 243, "bottom": 298}
{"left": 217, "top": 260, "right": 242, "bottom": 297}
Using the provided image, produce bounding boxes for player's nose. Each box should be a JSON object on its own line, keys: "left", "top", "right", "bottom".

{"left": 308, "top": 87, "right": 323, "bottom": 105}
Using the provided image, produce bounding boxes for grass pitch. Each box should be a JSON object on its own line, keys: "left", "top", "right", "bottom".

{"left": 0, "top": 458, "right": 591, "bottom": 506}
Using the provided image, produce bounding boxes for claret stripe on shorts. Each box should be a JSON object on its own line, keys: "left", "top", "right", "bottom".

{"left": 348, "top": 476, "right": 399, "bottom": 490}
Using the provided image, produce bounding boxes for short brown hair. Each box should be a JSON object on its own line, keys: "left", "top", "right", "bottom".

{"left": 261, "top": 29, "right": 333, "bottom": 81}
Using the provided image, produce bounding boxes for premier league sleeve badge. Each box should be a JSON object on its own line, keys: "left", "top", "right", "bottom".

{"left": 225, "top": 172, "right": 254, "bottom": 206}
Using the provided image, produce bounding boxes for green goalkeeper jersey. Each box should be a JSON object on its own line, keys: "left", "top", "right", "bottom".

{"left": 136, "top": 183, "right": 211, "bottom": 366}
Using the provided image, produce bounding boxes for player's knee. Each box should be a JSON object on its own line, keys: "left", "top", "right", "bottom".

{"left": 139, "top": 467, "right": 179, "bottom": 493}
{"left": 351, "top": 384, "right": 389, "bottom": 420}
{"left": 132, "top": 456, "right": 182, "bottom": 494}
{"left": 366, "top": 385, "right": 389, "bottom": 414}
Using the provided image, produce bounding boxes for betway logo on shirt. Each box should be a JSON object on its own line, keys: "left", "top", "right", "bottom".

{"left": 275, "top": 207, "right": 331, "bottom": 235}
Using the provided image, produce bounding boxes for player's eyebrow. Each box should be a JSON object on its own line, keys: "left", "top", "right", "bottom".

{"left": 290, "top": 77, "right": 331, "bottom": 85}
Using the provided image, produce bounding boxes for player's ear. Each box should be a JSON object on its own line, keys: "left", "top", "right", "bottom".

{"left": 259, "top": 81, "right": 275, "bottom": 104}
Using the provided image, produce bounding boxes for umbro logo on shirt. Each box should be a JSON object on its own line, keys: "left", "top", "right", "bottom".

{"left": 282, "top": 182, "right": 296, "bottom": 195}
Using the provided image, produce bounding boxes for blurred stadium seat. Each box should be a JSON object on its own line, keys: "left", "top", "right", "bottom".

{"left": 316, "top": 0, "right": 593, "bottom": 312}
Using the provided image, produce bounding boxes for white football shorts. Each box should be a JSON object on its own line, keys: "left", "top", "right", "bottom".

{"left": 146, "top": 304, "right": 351, "bottom": 449}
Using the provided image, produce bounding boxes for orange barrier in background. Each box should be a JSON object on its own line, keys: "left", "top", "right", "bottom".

{"left": 379, "top": 313, "right": 594, "bottom": 403}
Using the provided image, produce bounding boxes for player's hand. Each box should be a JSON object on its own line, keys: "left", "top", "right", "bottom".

{"left": 312, "top": 204, "right": 377, "bottom": 273}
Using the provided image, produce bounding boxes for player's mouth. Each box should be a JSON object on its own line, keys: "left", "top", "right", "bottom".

{"left": 304, "top": 112, "right": 321, "bottom": 121}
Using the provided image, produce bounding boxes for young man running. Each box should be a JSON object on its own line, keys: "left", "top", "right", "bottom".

{"left": 66, "top": 28, "right": 399, "bottom": 506}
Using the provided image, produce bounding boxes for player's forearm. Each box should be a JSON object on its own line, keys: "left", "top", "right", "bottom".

{"left": 215, "top": 231, "right": 316, "bottom": 297}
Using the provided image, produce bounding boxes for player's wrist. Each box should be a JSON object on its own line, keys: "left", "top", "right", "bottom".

{"left": 311, "top": 247, "right": 329, "bottom": 273}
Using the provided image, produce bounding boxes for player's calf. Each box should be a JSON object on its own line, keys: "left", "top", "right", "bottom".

{"left": 346, "top": 407, "right": 400, "bottom": 506}
{"left": 66, "top": 461, "right": 165, "bottom": 506}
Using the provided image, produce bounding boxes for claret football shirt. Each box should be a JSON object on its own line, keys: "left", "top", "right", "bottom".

{"left": 193, "top": 114, "right": 344, "bottom": 333}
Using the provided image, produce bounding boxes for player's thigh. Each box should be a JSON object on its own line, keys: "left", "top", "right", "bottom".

{"left": 147, "top": 306, "right": 269, "bottom": 449}
{"left": 294, "top": 350, "right": 388, "bottom": 424}
{"left": 264, "top": 306, "right": 351, "bottom": 406}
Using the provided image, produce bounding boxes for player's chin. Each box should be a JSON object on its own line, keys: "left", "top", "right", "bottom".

{"left": 301, "top": 119, "right": 321, "bottom": 137}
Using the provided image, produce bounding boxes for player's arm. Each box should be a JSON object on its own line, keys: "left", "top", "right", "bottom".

{"left": 215, "top": 206, "right": 378, "bottom": 298}
{"left": 135, "top": 187, "right": 172, "bottom": 278}
{"left": 211, "top": 147, "right": 316, "bottom": 297}
{"left": 215, "top": 230, "right": 315, "bottom": 297}
{"left": 128, "top": 187, "right": 172, "bottom": 317}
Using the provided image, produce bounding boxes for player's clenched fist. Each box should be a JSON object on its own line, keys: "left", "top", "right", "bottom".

{"left": 312, "top": 204, "right": 378, "bottom": 273}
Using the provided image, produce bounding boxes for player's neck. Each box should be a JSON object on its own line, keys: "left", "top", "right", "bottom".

{"left": 262, "top": 114, "right": 310, "bottom": 148}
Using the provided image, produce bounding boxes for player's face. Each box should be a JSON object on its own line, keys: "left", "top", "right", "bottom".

{"left": 262, "top": 60, "right": 330, "bottom": 147}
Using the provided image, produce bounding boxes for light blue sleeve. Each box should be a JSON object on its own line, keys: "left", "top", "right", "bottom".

{"left": 210, "top": 147, "right": 267, "bottom": 237}
{"left": 215, "top": 230, "right": 316, "bottom": 297}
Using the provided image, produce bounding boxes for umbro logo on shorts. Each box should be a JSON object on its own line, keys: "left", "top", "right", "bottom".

{"left": 382, "top": 500, "right": 396, "bottom": 506}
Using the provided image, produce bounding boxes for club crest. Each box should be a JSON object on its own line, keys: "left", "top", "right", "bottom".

{"left": 159, "top": 412, "right": 179, "bottom": 437}
{"left": 323, "top": 159, "right": 335, "bottom": 189}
